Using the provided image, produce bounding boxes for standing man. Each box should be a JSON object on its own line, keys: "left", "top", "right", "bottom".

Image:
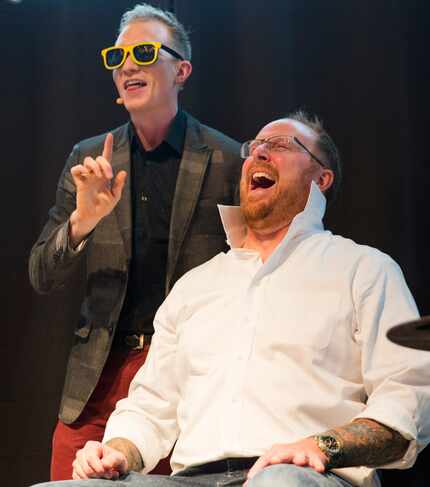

{"left": 32, "top": 112, "right": 430, "bottom": 487}
{"left": 29, "top": 3, "right": 240, "bottom": 480}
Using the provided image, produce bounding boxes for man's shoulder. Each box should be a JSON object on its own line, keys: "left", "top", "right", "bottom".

{"left": 74, "top": 123, "right": 129, "bottom": 154}
{"left": 326, "top": 232, "right": 400, "bottom": 275}
{"left": 185, "top": 112, "right": 240, "bottom": 154}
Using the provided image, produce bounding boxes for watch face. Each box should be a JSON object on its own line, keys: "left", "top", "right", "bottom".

{"left": 319, "top": 435, "right": 341, "bottom": 453}
{"left": 325, "top": 436, "right": 340, "bottom": 451}
{"left": 314, "top": 435, "right": 343, "bottom": 469}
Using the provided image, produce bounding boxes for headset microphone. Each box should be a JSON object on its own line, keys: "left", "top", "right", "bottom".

{"left": 116, "top": 97, "right": 124, "bottom": 105}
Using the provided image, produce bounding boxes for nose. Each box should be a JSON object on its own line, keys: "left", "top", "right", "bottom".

{"left": 252, "top": 142, "right": 270, "bottom": 161}
{"left": 120, "top": 52, "right": 140, "bottom": 73}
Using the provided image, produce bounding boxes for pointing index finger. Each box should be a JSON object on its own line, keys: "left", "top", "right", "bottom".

{"left": 102, "top": 133, "right": 113, "bottom": 163}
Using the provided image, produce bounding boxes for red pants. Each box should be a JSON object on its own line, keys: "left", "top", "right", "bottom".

{"left": 50, "top": 345, "right": 172, "bottom": 480}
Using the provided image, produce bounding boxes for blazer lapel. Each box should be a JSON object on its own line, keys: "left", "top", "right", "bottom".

{"left": 166, "top": 114, "right": 211, "bottom": 291}
{"left": 111, "top": 123, "right": 132, "bottom": 262}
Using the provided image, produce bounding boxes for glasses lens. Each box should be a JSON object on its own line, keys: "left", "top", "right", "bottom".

{"left": 240, "top": 142, "right": 250, "bottom": 158}
{"left": 105, "top": 48, "right": 125, "bottom": 68}
{"left": 133, "top": 44, "right": 157, "bottom": 63}
{"left": 241, "top": 141, "right": 258, "bottom": 158}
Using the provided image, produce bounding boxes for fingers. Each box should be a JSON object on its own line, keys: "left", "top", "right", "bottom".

{"left": 72, "top": 441, "right": 128, "bottom": 480}
{"left": 86, "top": 449, "right": 110, "bottom": 477}
{"left": 72, "top": 458, "right": 89, "bottom": 480}
{"left": 247, "top": 442, "right": 327, "bottom": 482}
{"left": 111, "top": 170, "right": 127, "bottom": 201}
{"left": 71, "top": 152, "right": 113, "bottom": 183}
{"left": 72, "top": 440, "right": 111, "bottom": 480}
{"left": 70, "top": 163, "right": 88, "bottom": 182}
{"left": 101, "top": 449, "right": 128, "bottom": 474}
{"left": 268, "top": 450, "right": 324, "bottom": 471}
{"left": 102, "top": 133, "right": 113, "bottom": 163}
{"left": 307, "top": 454, "right": 326, "bottom": 473}
{"left": 83, "top": 156, "right": 113, "bottom": 179}
{"left": 246, "top": 455, "right": 270, "bottom": 480}
{"left": 96, "top": 156, "right": 114, "bottom": 179}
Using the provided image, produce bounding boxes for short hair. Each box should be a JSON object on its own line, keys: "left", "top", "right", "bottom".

{"left": 118, "top": 3, "right": 192, "bottom": 61}
{"left": 286, "top": 109, "right": 342, "bottom": 204}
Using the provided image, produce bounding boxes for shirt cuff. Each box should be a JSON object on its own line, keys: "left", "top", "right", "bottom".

{"left": 103, "top": 410, "right": 163, "bottom": 474}
{"left": 57, "top": 220, "right": 89, "bottom": 255}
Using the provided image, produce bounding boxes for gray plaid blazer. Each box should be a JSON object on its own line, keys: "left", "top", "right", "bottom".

{"left": 29, "top": 113, "right": 240, "bottom": 423}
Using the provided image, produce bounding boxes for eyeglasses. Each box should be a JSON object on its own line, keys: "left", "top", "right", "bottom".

{"left": 240, "top": 135, "right": 327, "bottom": 168}
{"left": 101, "top": 42, "right": 184, "bottom": 70}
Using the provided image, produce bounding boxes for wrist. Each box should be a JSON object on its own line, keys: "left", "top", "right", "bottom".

{"left": 105, "top": 437, "right": 143, "bottom": 472}
{"left": 69, "top": 210, "right": 97, "bottom": 248}
{"left": 312, "top": 434, "right": 343, "bottom": 469}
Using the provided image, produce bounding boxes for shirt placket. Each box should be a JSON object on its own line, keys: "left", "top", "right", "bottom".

{"left": 219, "top": 266, "right": 262, "bottom": 453}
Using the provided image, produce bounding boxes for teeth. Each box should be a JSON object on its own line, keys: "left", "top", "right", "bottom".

{"left": 252, "top": 172, "right": 274, "bottom": 181}
{"left": 124, "top": 80, "right": 146, "bottom": 88}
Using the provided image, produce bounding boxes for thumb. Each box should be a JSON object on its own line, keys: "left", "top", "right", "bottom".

{"left": 101, "top": 448, "right": 128, "bottom": 473}
{"left": 112, "top": 170, "right": 127, "bottom": 201}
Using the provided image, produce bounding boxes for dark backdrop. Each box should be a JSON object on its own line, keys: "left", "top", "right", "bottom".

{"left": 1, "top": 0, "right": 429, "bottom": 486}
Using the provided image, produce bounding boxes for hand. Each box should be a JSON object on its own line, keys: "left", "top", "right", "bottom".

{"left": 69, "top": 133, "right": 127, "bottom": 247}
{"left": 72, "top": 440, "right": 129, "bottom": 480}
{"left": 245, "top": 438, "right": 328, "bottom": 483}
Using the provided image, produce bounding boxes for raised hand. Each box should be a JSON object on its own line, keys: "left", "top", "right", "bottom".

{"left": 69, "top": 133, "right": 127, "bottom": 247}
{"left": 245, "top": 437, "right": 328, "bottom": 483}
{"left": 72, "top": 440, "right": 128, "bottom": 480}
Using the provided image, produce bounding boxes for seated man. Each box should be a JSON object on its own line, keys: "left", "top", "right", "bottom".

{"left": 33, "top": 112, "right": 430, "bottom": 487}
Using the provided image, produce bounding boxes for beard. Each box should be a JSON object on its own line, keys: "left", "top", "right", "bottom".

{"left": 240, "top": 173, "right": 312, "bottom": 232}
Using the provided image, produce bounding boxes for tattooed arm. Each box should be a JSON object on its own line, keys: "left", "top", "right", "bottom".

{"left": 318, "top": 418, "right": 409, "bottom": 468}
{"left": 246, "top": 418, "right": 409, "bottom": 481}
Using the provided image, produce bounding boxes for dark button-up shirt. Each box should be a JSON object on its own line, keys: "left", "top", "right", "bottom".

{"left": 116, "top": 110, "right": 186, "bottom": 337}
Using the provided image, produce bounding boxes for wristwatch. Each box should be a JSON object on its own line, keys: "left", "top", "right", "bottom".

{"left": 313, "top": 434, "right": 343, "bottom": 469}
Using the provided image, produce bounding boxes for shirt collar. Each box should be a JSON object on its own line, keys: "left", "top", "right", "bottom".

{"left": 129, "top": 109, "right": 186, "bottom": 155}
{"left": 218, "top": 181, "right": 326, "bottom": 250}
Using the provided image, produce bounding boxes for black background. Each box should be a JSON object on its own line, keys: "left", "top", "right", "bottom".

{"left": 1, "top": 0, "right": 429, "bottom": 485}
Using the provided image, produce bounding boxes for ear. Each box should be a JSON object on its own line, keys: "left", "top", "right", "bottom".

{"left": 175, "top": 60, "right": 192, "bottom": 85}
{"left": 316, "top": 168, "right": 334, "bottom": 194}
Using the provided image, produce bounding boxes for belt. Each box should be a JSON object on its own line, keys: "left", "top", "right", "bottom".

{"left": 114, "top": 333, "right": 152, "bottom": 350}
{"left": 177, "top": 457, "right": 259, "bottom": 476}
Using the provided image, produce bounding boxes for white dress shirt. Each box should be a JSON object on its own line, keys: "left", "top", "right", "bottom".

{"left": 104, "top": 183, "right": 430, "bottom": 487}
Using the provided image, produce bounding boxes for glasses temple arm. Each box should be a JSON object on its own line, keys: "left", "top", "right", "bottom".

{"left": 293, "top": 136, "right": 326, "bottom": 168}
{"left": 161, "top": 45, "right": 184, "bottom": 60}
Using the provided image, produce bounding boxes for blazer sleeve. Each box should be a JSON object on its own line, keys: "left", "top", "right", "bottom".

{"left": 28, "top": 143, "right": 90, "bottom": 294}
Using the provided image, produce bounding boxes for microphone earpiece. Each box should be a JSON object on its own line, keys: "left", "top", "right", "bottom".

{"left": 116, "top": 97, "right": 124, "bottom": 105}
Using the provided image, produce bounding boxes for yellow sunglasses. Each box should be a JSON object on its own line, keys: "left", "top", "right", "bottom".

{"left": 101, "top": 41, "right": 183, "bottom": 70}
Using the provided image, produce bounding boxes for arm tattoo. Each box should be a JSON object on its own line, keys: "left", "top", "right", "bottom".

{"left": 323, "top": 418, "right": 409, "bottom": 468}
{"left": 105, "top": 437, "right": 144, "bottom": 472}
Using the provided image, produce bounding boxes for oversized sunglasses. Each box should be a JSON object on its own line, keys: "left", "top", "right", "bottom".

{"left": 101, "top": 41, "right": 184, "bottom": 70}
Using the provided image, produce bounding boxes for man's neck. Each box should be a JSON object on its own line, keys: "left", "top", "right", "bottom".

{"left": 242, "top": 223, "right": 291, "bottom": 262}
{"left": 131, "top": 103, "right": 178, "bottom": 151}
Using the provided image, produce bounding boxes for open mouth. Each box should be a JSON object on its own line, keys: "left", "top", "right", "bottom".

{"left": 124, "top": 79, "right": 147, "bottom": 91}
{"left": 250, "top": 171, "right": 276, "bottom": 190}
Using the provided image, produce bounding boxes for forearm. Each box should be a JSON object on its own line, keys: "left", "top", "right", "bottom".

{"left": 69, "top": 208, "right": 101, "bottom": 248}
{"left": 321, "top": 418, "right": 409, "bottom": 468}
{"left": 30, "top": 170, "right": 81, "bottom": 292}
{"left": 29, "top": 219, "right": 85, "bottom": 293}
{"left": 105, "top": 437, "right": 144, "bottom": 472}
